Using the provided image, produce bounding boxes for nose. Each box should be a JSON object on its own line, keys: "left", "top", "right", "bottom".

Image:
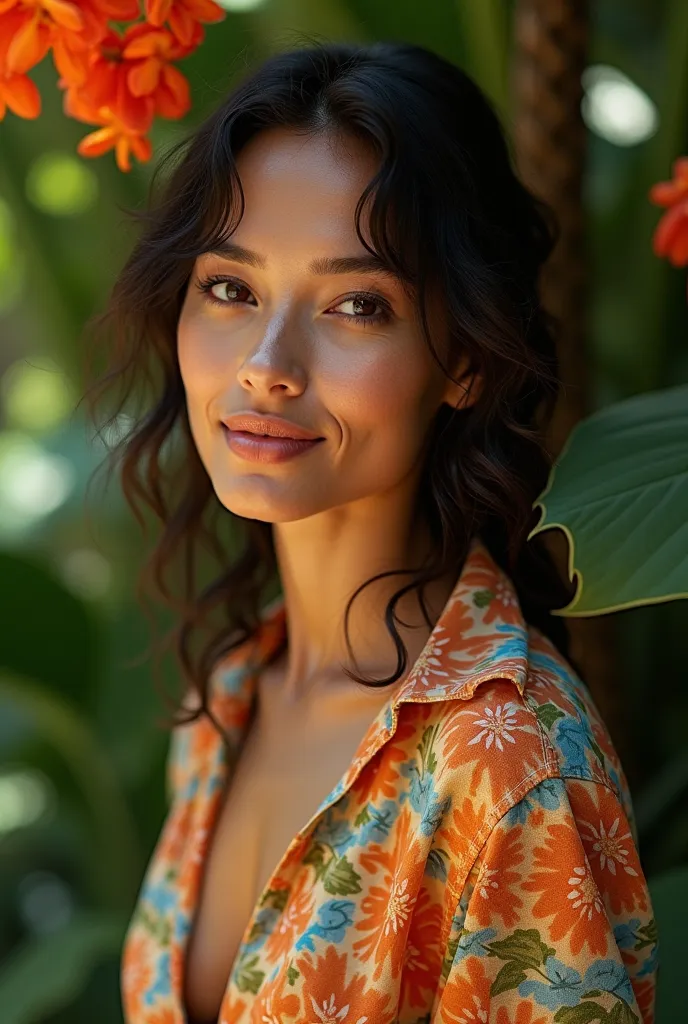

{"left": 237, "top": 312, "right": 309, "bottom": 397}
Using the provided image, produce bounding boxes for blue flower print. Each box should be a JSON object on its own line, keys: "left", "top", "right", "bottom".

{"left": 294, "top": 899, "right": 356, "bottom": 953}
{"left": 504, "top": 777, "right": 564, "bottom": 827}
{"left": 356, "top": 800, "right": 400, "bottom": 845}
{"left": 519, "top": 957, "right": 583, "bottom": 1008}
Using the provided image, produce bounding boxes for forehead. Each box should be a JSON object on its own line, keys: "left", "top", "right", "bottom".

{"left": 228, "top": 127, "right": 380, "bottom": 245}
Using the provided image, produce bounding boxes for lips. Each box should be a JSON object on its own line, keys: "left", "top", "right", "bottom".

{"left": 222, "top": 412, "right": 323, "bottom": 441}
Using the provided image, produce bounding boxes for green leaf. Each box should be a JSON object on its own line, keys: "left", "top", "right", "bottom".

{"left": 553, "top": 1003, "right": 609, "bottom": 1023}
{"left": 354, "top": 805, "right": 371, "bottom": 827}
{"left": 484, "top": 928, "right": 555, "bottom": 969}
{"left": 528, "top": 384, "right": 688, "bottom": 616}
{"left": 536, "top": 702, "right": 566, "bottom": 730}
{"left": 234, "top": 953, "right": 264, "bottom": 995}
{"left": 304, "top": 842, "right": 327, "bottom": 872}
{"left": 473, "top": 588, "right": 495, "bottom": 608}
{"left": 607, "top": 1002, "right": 639, "bottom": 1024}
{"left": 322, "top": 855, "right": 363, "bottom": 896}
{"left": 258, "top": 888, "right": 290, "bottom": 912}
{"left": 0, "top": 913, "right": 127, "bottom": 1024}
{"left": 286, "top": 965, "right": 299, "bottom": 986}
{"left": 490, "top": 960, "right": 527, "bottom": 995}
{"left": 635, "top": 918, "right": 658, "bottom": 949}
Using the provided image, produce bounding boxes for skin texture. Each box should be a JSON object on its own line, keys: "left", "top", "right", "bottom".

{"left": 178, "top": 125, "right": 480, "bottom": 707}
{"left": 176, "top": 126, "right": 482, "bottom": 1024}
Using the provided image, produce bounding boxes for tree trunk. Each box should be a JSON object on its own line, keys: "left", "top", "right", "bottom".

{"left": 511, "top": 0, "right": 634, "bottom": 778}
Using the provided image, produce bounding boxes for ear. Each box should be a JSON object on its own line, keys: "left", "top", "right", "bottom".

{"left": 441, "top": 356, "right": 482, "bottom": 412}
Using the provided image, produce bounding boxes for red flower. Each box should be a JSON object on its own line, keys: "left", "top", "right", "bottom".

{"left": 0, "top": 9, "right": 41, "bottom": 117}
{"left": 145, "top": 0, "right": 225, "bottom": 47}
{"left": 123, "top": 25, "right": 192, "bottom": 119}
{"left": 649, "top": 156, "right": 688, "bottom": 267}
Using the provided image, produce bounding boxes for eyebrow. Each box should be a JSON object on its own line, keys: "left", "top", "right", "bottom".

{"left": 201, "top": 241, "right": 407, "bottom": 282}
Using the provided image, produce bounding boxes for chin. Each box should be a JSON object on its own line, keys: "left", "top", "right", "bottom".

{"left": 212, "top": 481, "right": 325, "bottom": 524}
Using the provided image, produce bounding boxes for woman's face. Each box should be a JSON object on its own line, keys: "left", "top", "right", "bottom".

{"left": 177, "top": 126, "right": 473, "bottom": 523}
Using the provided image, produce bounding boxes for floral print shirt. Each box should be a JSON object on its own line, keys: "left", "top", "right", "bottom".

{"left": 121, "top": 535, "right": 657, "bottom": 1024}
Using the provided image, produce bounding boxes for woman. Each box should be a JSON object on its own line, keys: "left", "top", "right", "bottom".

{"left": 90, "top": 39, "right": 657, "bottom": 1024}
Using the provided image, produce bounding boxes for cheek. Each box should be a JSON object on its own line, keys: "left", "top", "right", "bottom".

{"left": 331, "top": 348, "right": 438, "bottom": 457}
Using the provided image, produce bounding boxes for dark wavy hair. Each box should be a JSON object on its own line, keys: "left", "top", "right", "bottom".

{"left": 82, "top": 38, "right": 578, "bottom": 740}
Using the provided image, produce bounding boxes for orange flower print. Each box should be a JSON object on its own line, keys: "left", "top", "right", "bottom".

{"left": 567, "top": 781, "right": 648, "bottom": 916}
{"left": 146, "top": 1009, "right": 177, "bottom": 1024}
{"left": 351, "top": 717, "right": 418, "bottom": 803}
{"left": 496, "top": 1001, "right": 548, "bottom": 1024}
{"left": 440, "top": 682, "right": 540, "bottom": 800}
{"left": 437, "top": 954, "right": 491, "bottom": 1024}
{"left": 458, "top": 548, "right": 523, "bottom": 627}
{"left": 249, "top": 963, "right": 300, "bottom": 1023}
{"left": 399, "top": 884, "right": 444, "bottom": 1009}
{"left": 295, "top": 945, "right": 394, "bottom": 1023}
{"left": 218, "top": 990, "right": 248, "bottom": 1024}
{"left": 469, "top": 826, "right": 524, "bottom": 929}
{"left": 264, "top": 872, "right": 314, "bottom": 964}
{"left": 121, "top": 932, "right": 156, "bottom": 1020}
{"left": 521, "top": 822, "right": 611, "bottom": 957}
{"left": 352, "top": 806, "right": 426, "bottom": 981}
{"left": 437, "top": 796, "right": 488, "bottom": 897}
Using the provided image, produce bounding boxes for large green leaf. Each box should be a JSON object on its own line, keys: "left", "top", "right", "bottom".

{"left": 648, "top": 866, "right": 688, "bottom": 1022}
{"left": 528, "top": 384, "right": 688, "bottom": 616}
{"left": 0, "top": 912, "right": 127, "bottom": 1024}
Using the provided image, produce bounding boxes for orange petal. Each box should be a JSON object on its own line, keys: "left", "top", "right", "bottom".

{"left": 123, "top": 29, "right": 169, "bottom": 58}
{"left": 2, "top": 72, "right": 41, "bottom": 118}
{"left": 77, "top": 124, "right": 117, "bottom": 157}
{"left": 0, "top": 94, "right": 6, "bottom": 119}
{"left": 114, "top": 74, "right": 155, "bottom": 131}
{"left": 168, "top": 5, "right": 203, "bottom": 48}
{"left": 649, "top": 181, "right": 685, "bottom": 207}
{"left": 99, "top": 0, "right": 139, "bottom": 19}
{"left": 653, "top": 202, "right": 688, "bottom": 263}
{"left": 42, "top": 0, "right": 83, "bottom": 32}
{"left": 115, "top": 134, "right": 132, "bottom": 172}
{"left": 0, "top": 0, "right": 19, "bottom": 14}
{"left": 157, "top": 61, "right": 189, "bottom": 118}
{"left": 184, "top": 0, "right": 226, "bottom": 24}
{"left": 6, "top": 14, "right": 51, "bottom": 74}
{"left": 50, "top": 34, "right": 89, "bottom": 85}
{"left": 145, "top": 0, "right": 173, "bottom": 27}
{"left": 130, "top": 132, "right": 152, "bottom": 162}
{"left": 127, "top": 57, "right": 161, "bottom": 96}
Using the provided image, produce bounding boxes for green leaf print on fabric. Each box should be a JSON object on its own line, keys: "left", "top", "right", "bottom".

{"left": 484, "top": 927, "right": 556, "bottom": 971}
{"left": 233, "top": 952, "right": 265, "bottom": 994}
{"left": 418, "top": 723, "right": 440, "bottom": 775}
{"left": 473, "top": 588, "right": 495, "bottom": 608}
{"left": 536, "top": 702, "right": 566, "bottom": 730}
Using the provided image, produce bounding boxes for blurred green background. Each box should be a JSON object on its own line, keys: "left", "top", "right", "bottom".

{"left": 0, "top": 0, "right": 686, "bottom": 1021}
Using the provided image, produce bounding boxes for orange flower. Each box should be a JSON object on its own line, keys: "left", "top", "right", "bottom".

{"left": 649, "top": 156, "right": 688, "bottom": 267}
{"left": 64, "top": 25, "right": 156, "bottom": 133}
{"left": 399, "top": 883, "right": 444, "bottom": 1009}
{"left": 294, "top": 945, "right": 394, "bottom": 1024}
{"left": 0, "top": 9, "right": 41, "bottom": 117}
{"left": 123, "top": 25, "right": 192, "bottom": 119}
{"left": 263, "top": 871, "right": 314, "bottom": 964}
{"left": 0, "top": 0, "right": 83, "bottom": 75}
{"left": 146, "top": 0, "right": 225, "bottom": 47}
{"left": 352, "top": 805, "right": 426, "bottom": 981}
{"left": 496, "top": 1000, "right": 548, "bottom": 1024}
{"left": 437, "top": 955, "right": 491, "bottom": 1024}
{"left": 521, "top": 820, "right": 611, "bottom": 958}
{"left": 76, "top": 106, "right": 153, "bottom": 172}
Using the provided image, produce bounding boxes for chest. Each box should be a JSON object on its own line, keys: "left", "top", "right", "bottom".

{"left": 181, "top": 685, "right": 392, "bottom": 1024}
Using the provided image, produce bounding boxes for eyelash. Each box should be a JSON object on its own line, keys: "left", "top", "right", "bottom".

{"left": 193, "top": 274, "right": 393, "bottom": 329}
